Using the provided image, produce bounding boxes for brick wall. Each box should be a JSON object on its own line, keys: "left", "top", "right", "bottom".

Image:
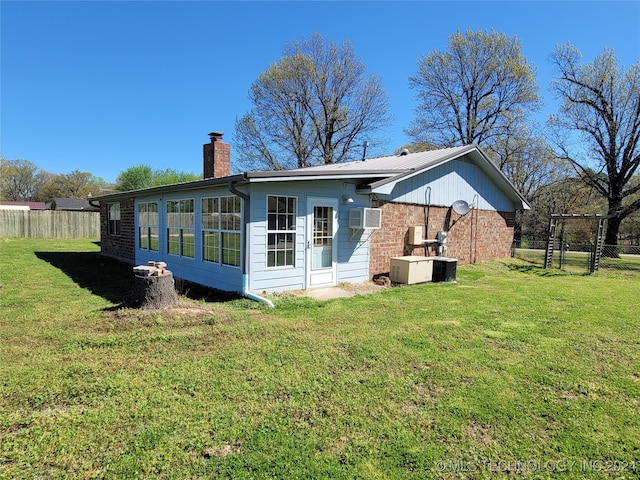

{"left": 369, "top": 200, "right": 515, "bottom": 276}
{"left": 100, "top": 198, "right": 135, "bottom": 264}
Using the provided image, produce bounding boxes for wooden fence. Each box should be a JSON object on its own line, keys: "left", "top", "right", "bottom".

{"left": 0, "top": 210, "right": 100, "bottom": 239}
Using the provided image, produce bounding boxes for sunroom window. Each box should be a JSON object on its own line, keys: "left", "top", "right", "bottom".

{"left": 202, "top": 196, "right": 241, "bottom": 267}
{"left": 166, "top": 199, "right": 194, "bottom": 258}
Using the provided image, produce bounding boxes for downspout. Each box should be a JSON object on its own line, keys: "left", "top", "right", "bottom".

{"left": 228, "top": 179, "right": 275, "bottom": 308}
{"left": 472, "top": 194, "right": 479, "bottom": 264}
{"left": 424, "top": 186, "right": 431, "bottom": 256}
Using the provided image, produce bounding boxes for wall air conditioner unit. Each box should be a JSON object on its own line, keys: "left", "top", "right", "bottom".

{"left": 349, "top": 207, "right": 382, "bottom": 230}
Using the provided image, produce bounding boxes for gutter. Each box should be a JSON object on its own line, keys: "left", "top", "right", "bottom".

{"left": 92, "top": 174, "right": 246, "bottom": 202}
{"left": 228, "top": 180, "right": 275, "bottom": 308}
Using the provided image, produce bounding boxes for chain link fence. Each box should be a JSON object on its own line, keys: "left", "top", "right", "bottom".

{"left": 513, "top": 240, "right": 640, "bottom": 274}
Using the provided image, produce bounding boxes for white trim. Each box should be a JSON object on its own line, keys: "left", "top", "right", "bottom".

{"left": 306, "top": 196, "right": 339, "bottom": 289}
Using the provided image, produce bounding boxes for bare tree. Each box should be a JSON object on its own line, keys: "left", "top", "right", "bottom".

{"left": 549, "top": 43, "right": 640, "bottom": 246}
{"left": 493, "top": 128, "right": 571, "bottom": 243}
{"left": 407, "top": 30, "right": 550, "bottom": 243}
{"left": 494, "top": 127, "right": 569, "bottom": 200}
{"left": 521, "top": 176, "right": 604, "bottom": 242}
{"left": 235, "top": 54, "right": 317, "bottom": 170}
{"left": 407, "top": 30, "right": 541, "bottom": 159}
{"left": 234, "top": 33, "right": 391, "bottom": 171}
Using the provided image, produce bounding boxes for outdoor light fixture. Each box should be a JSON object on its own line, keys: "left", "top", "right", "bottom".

{"left": 342, "top": 195, "right": 354, "bottom": 205}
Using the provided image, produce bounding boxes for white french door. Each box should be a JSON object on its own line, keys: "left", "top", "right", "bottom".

{"left": 306, "top": 197, "right": 338, "bottom": 288}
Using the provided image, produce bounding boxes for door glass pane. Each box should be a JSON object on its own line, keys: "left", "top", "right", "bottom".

{"left": 312, "top": 206, "right": 332, "bottom": 269}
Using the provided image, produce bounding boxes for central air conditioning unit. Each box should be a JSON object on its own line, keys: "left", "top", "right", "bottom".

{"left": 349, "top": 207, "right": 382, "bottom": 230}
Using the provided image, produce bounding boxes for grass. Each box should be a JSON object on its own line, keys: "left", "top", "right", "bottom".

{"left": 515, "top": 247, "right": 640, "bottom": 274}
{"left": 1, "top": 238, "right": 639, "bottom": 479}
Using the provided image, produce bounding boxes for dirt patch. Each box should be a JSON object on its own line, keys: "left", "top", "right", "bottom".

{"left": 202, "top": 441, "right": 244, "bottom": 458}
{"left": 465, "top": 421, "right": 496, "bottom": 446}
{"left": 100, "top": 300, "right": 230, "bottom": 330}
{"left": 162, "top": 303, "right": 215, "bottom": 317}
{"left": 282, "top": 281, "right": 386, "bottom": 299}
{"left": 338, "top": 281, "right": 386, "bottom": 295}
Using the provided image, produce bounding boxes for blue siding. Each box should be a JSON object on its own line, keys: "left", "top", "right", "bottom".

{"left": 131, "top": 179, "right": 374, "bottom": 295}
{"left": 336, "top": 208, "right": 370, "bottom": 283}
{"left": 247, "top": 181, "right": 372, "bottom": 293}
{"left": 133, "top": 187, "right": 244, "bottom": 294}
{"left": 385, "top": 159, "right": 516, "bottom": 211}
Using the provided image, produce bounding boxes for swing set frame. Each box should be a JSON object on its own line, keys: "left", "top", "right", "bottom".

{"left": 544, "top": 214, "right": 612, "bottom": 273}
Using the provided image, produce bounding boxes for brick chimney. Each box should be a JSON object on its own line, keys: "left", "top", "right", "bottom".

{"left": 203, "top": 131, "right": 231, "bottom": 179}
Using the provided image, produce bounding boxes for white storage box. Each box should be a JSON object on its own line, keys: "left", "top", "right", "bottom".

{"left": 390, "top": 256, "right": 434, "bottom": 284}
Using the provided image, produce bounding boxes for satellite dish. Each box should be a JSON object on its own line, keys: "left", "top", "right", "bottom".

{"left": 452, "top": 200, "right": 471, "bottom": 215}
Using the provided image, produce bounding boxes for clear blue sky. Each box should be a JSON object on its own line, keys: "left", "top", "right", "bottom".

{"left": 2, "top": 1, "right": 639, "bottom": 184}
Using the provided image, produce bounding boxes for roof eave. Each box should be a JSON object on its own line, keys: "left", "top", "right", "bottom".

{"left": 92, "top": 174, "right": 247, "bottom": 201}
{"left": 244, "top": 170, "right": 399, "bottom": 182}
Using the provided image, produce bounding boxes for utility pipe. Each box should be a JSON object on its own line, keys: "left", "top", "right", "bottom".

{"left": 424, "top": 186, "right": 431, "bottom": 256}
{"left": 472, "top": 194, "right": 479, "bottom": 263}
{"left": 228, "top": 180, "right": 275, "bottom": 308}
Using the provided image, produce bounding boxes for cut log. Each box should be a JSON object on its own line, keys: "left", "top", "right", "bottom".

{"left": 131, "top": 270, "right": 178, "bottom": 309}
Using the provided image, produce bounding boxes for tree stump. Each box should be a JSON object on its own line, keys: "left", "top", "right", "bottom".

{"left": 131, "top": 270, "right": 178, "bottom": 309}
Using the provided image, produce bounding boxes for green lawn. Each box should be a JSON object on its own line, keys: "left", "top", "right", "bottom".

{"left": 514, "top": 247, "right": 640, "bottom": 274}
{"left": 1, "top": 238, "right": 639, "bottom": 479}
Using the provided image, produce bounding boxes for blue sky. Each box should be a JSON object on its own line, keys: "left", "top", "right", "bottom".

{"left": 2, "top": 1, "right": 639, "bottom": 184}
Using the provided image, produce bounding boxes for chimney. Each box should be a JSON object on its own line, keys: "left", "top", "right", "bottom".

{"left": 203, "top": 131, "right": 231, "bottom": 179}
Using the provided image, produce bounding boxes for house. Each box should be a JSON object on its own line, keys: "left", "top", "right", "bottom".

{"left": 94, "top": 132, "right": 529, "bottom": 301}
{"left": 47, "top": 197, "right": 100, "bottom": 211}
{"left": 0, "top": 201, "right": 47, "bottom": 210}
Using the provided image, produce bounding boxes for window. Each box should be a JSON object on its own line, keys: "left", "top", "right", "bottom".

{"left": 202, "top": 196, "right": 242, "bottom": 267}
{"left": 138, "top": 202, "right": 159, "bottom": 251}
{"left": 166, "top": 199, "right": 194, "bottom": 258}
{"left": 267, "top": 195, "right": 296, "bottom": 268}
{"left": 108, "top": 203, "right": 121, "bottom": 235}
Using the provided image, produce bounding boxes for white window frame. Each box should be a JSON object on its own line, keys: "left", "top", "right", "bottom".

{"left": 138, "top": 201, "right": 159, "bottom": 252}
{"left": 201, "top": 195, "right": 242, "bottom": 267}
{"left": 166, "top": 199, "right": 194, "bottom": 258}
{"left": 107, "top": 202, "right": 121, "bottom": 236}
{"left": 267, "top": 195, "right": 297, "bottom": 269}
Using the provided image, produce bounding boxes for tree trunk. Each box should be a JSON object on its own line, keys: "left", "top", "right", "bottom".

{"left": 603, "top": 214, "right": 621, "bottom": 258}
{"left": 131, "top": 271, "right": 178, "bottom": 309}
{"left": 513, "top": 211, "right": 523, "bottom": 247}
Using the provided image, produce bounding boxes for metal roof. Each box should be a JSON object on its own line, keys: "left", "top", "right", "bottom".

{"left": 245, "top": 145, "right": 474, "bottom": 179}
{"left": 92, "top": 144, "right": 529, "bottom": 210}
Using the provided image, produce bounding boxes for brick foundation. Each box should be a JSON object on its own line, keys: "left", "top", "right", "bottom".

{"left": 100, "top": 199, "right": 135, "bottom": 264}
{"left": 369, "top": 200, "right": 515, "bottom": 276}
